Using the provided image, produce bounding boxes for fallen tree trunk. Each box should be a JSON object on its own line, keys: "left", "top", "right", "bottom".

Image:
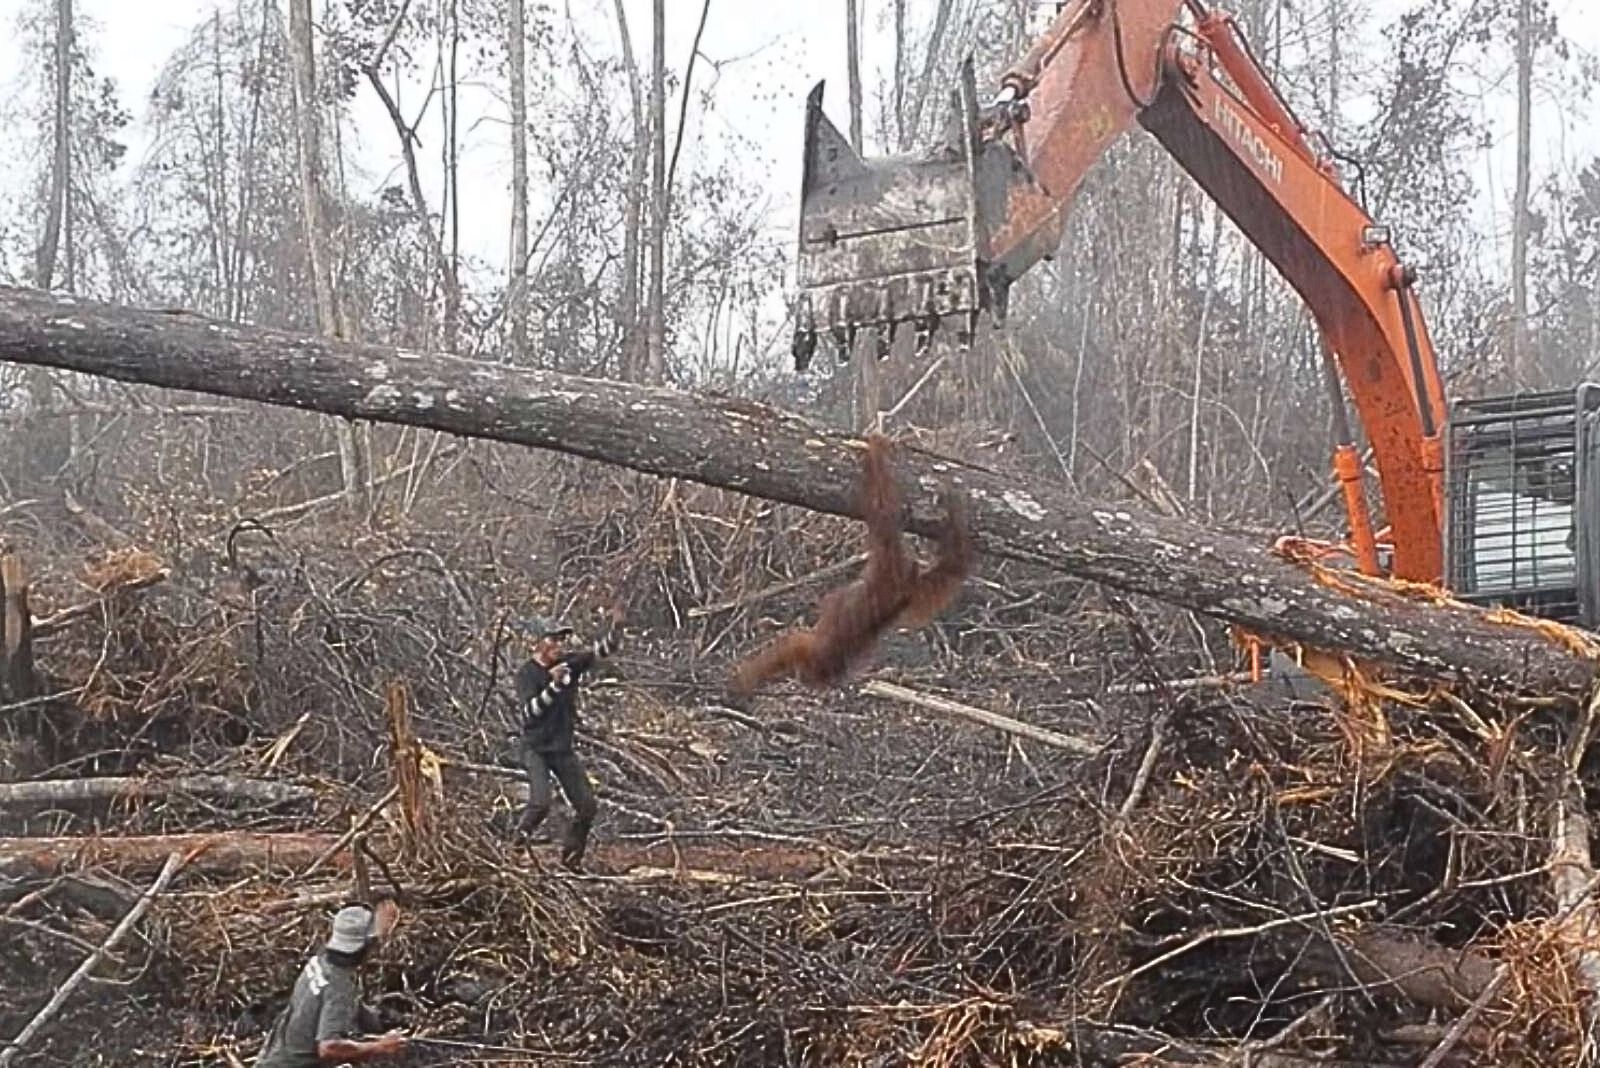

{"left": 0, "top": 774, "right": 313, "bottom": 809}
{"left": 0, "top": 286, "right": 1591, "bottom": 693}
{"left": 0, "top": 832, "right": 343, "bottom": 879}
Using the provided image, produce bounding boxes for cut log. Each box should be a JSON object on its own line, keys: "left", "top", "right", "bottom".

{"left": 0, "top": 831, "right": 343, "bottom": 879}
{"left": 0, "top": 286, "right": 1592, "bottom": 694}
{"left": 0, "top": 774, "right": 313, "bottom": 809}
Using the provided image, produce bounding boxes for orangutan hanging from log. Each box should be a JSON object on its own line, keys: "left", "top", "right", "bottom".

{"left": 730, "top": 433, "right": 973, "bottom": 696}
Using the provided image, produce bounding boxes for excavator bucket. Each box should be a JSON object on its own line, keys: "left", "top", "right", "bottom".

{"left": 792, "top": 61, "right": 1022, "bottom": 371}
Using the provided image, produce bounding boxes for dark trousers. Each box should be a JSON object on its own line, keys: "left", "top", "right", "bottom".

{"left": 519, "top": 744, "right": 598, "bottom": 862}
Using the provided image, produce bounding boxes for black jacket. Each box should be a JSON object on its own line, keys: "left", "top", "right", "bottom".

{"left": 515, "top": 630, "right": 617, "bottom": 752}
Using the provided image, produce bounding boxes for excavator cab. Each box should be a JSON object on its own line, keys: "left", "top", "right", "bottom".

{"left": 792, "top": 64, "right": 1024, "bottom": 370}
{"left": 1444, "top": 385, "right": 1600, "bottom": 627}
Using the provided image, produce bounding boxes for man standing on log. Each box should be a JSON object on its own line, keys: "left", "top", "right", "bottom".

{"left": 511, "top": 607, "right": 623, "bottom": 870}
{"left": 254, "top": 901, "right": 407, "bottom": 1066}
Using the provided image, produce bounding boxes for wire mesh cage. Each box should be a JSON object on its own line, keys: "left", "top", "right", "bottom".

{"left": 1444, "top": 387, "right": 1599, "bottom": 625}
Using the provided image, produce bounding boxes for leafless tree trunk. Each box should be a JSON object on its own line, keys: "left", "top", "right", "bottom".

{"left": 846, "top": 0, "right": 863, "bottom": 153}
{"left": 23, "top": 0, "right": 76, "bottom": 485}
{"left": 892, "top": 0, "right": 907, "bottom": 149}
{"left": 35, "top": 0, "right": 72, "bottom": 291}
{"left": 1510, "top": 0, "right": 1533, "bottom": 385}
{"left": 212, "top": 11, "right": 232, "bottom": 310}
{"left": 361, "top": 70, "right": 464, "bottom": 346}
{"left": 1187, "top": 210, "right": 1223, "bottom": 505}
{"left": 903, "top": 0, "right": 955, "bottom": 147}
{"left": 613, "top": 0, "right": 646, "bottom": 381}
{"left": 1325, "top": 0, "right": 1342, "bottom": 143}
{"left": 506, "top": 0, "right": 529, "bottom": 362}
{"left": 845, "top": 0, "right": 878, "bottom": 428}
{"left": 287, "top": 0, "right": 366, "bottom": 507}
{"left": 645, "top": 0, "right": 667, "bottom": 384}
{"left": 443, "top": 0, "right": 462, "bottom": 354}
{"left": 227, "top": 0, "right": 275, "bottom": 323}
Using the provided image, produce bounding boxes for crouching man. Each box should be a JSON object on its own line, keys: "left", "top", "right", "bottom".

{"left": 254, "top": 901, "right": 407, "bottom": 1066}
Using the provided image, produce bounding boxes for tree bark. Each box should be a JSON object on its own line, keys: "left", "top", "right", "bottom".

{"left": 645, "top": 0, "right": 667, "bottom": 385}
{"left": 0, "top": 287, "right": 1592, "bottom": 694}
{"left": 506, "top": 0, "right": 530, "bottom": 363}
{"left": 0, "top": 775, "right": 313, "bottom": 809}
{"left": 0, "top": 831, "right": 342, "bottom": 879}
{"left": 286, "top": 0, "right": 366, "bottom": 507}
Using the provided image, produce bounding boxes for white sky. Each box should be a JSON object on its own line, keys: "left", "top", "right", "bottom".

{"left": 0, "top": 0, "right": 1596, "bottom": 289}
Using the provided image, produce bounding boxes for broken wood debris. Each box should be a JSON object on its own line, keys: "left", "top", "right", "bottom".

{"left": 0, "top": 832, "right": 343, "bottom": 879}
{"left": 863, "top": 679, "right": 1101, "bottom": 756}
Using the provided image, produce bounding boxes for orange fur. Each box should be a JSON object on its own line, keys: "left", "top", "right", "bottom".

{"left": 730, "top": 434, "right": 973, "bottom": 696}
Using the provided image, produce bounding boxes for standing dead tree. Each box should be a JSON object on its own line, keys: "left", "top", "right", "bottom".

{"left": 286, "top": 0, "right": 366, "bottom": 508}
{"left": 0, "top": 285, "right": 1592, "bottom": 695}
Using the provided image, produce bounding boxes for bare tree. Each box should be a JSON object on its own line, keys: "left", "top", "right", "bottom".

{"left": 845, "top": 0, "right": 878, "bottom": 428}
{"left": 614, "top": 0, "right": 646, "bottom": 381}
{"left": 903, "top": 0, "right": 954, "bottom": 147}
{"left": 892, "top": 0, "right": 906, "bottom": 149}
{"left": 287, "top": 0, "right": 365, "bottom": 507}
{"left": 35, "top": 0, "right": 73, "bottom": 290}
{"left": 443, "top": 0, "right": 462, "bottom": 354}
{"left": 507, "top": 0, "right": 530, "bottom": 362}
{"left": 1510, "top": 0, "right": 1533, "bottom": 385}
{"left": 846, "top": 0, "right": 863, "bottom": 153}
{"left": 645, "top": 0, "right": 666, "bottom": 384}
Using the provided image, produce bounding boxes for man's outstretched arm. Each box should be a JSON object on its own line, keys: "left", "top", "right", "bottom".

{"left": 317, "top": 1033, "right": 406, "bottom": 1061}
{"left": 539, "top": 606, "right": 626, "bottom": 696}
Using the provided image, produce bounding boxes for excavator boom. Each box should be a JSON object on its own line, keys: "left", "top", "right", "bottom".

{"left": 793, "top": 0, "right": 1448, "bottom": 584}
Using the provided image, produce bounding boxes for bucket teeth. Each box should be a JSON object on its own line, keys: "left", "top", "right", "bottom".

{"left": 829, "top": 324, "right": 856, "bottom": 364}
{"left": 953, "top": 310, "right": 978, "bottom": 351}
{"left": 790, "top": 63, "right": 1037, "bottom": 372}
{"left": 873, "top": 326, "right": 893, "bottom": 362}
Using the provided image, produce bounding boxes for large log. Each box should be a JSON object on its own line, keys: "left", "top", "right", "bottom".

{"left": 0, "top": 832, "right": 343, "bottom": 879}
{"left": 0, "top": 286, "right": 1591, "bottom": 694}
{"left": 0, "top": 774, "right": 313, "bottom": 809}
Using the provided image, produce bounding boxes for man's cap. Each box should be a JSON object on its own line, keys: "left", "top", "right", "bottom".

{"left": 514, "top": 616, "right": 573, "bottom": 640}
{"left": 327, "top": 905, "right": 376, "bottom": 953}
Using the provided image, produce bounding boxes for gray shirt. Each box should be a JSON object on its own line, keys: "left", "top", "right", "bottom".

{"left": 254, "top": 953, "right": 362, "bottom": 1067}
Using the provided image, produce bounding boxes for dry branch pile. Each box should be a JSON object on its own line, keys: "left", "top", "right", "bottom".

{"left": 2, "top": 457, "right": 1599, "bottom": 1066}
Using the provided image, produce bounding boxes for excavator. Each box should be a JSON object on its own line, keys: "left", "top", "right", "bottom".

{"left": 792, "top": 0, "right": 1600, "bottom": 631}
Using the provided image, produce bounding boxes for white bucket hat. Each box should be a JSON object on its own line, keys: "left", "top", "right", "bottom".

{"left": 326, "top": 905, "right": 376, "bottom": 954}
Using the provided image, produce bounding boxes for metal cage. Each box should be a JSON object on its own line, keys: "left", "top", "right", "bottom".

{"left": 1444, "top": 385, "right": 1600, "bottom": 626}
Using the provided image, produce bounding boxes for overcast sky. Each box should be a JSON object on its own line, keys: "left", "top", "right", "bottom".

{"left": 1, "top": 0, "right": 1596, "bottom": 288}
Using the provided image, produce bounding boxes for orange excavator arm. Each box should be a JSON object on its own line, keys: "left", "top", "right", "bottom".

{"left": 794, "top": 0, "right": 1448, "bottom": 584}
